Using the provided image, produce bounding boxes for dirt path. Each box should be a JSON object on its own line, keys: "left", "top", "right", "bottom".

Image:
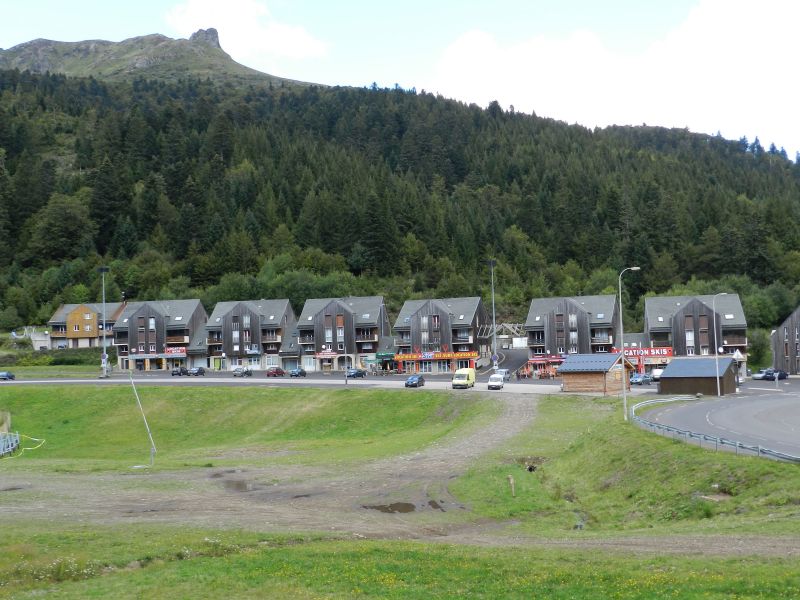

{"left": 2, "top": 392, "right": 798, "bottom": 557}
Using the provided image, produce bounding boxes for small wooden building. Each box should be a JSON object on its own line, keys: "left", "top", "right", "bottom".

{"left": 558, "top": 353, "right": 634, "bottom": 395}
{"left": 658, "top": 357, "right": 737, "bottom": 396}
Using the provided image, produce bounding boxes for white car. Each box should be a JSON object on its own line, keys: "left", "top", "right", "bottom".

{"left": 488, "top": 374, "right": 505, "bottom": 390}
{"left": 495, "top": 368, "right": 511, "bottom": 381}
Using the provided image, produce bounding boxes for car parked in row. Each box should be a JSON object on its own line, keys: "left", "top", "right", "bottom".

{"left": 752, "top": 368, "right": 788, "bottom": 381}
{"left": 630, "top": 373, "right": 653, "bottom": 385}
{"left": 188, "top": 367, "right": 205, "bottom": 376}
{"left": 488, "top": 373, "right": 505, "bottom": 390}
{"left": 405, "top": 374, "right": 425, "bottom": 387}
{"left": 0, "top": 371, "right": 15, "bottom": 381}
{"left": 289, "top": 367, "right": 307, "bottom": 378}
{"left": 265, "top": 366, "right": 286, "bottom": 377}
{"left": 233, "top": 366, "right": 252, "bottom": 377}
{"left": 171, "top": 366, "right": 188, "bottom": 376}
{"left": 346, "top": 367, "right": 367, "bottom": 378}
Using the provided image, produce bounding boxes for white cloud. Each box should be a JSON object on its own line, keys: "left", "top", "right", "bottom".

{"left": 165, "top": 0, "right": 327, "bottom": 74}
{"left": 425, "top": 0, "right": 800, "bottom": 156}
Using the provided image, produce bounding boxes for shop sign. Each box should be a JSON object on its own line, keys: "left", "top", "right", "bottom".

{"left": 612, "top": 347, "right": 673, "bottom": 358}
{"left": 315, "top": 351, "right": 338, "bottom": 358}
{"left": 165, "top": 347, "right": 187, "bottom": 356}
{"left": 396, "top": 350, "right": 479, "bottom": 361}
{"left": 527, "top": 354, "right": 566, "bottom": 364}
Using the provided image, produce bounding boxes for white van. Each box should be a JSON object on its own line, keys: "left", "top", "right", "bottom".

{"left": 488, "top": 374, "right": 504, "bottom": 390}
{"left": 452, "top": 368, "right": 476, "bottom": 389}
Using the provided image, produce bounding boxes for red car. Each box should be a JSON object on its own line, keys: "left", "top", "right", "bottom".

{"left": 265, "top": 366, "right": 286, "bottom": 377}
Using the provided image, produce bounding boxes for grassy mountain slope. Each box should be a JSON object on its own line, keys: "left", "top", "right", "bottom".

{"left": 0, "top": 28, "right": 306, "bottom": 87}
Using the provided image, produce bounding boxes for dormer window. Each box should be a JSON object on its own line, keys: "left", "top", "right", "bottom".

{"left": 724, "top": 314, "right": 734, "bottom": 320}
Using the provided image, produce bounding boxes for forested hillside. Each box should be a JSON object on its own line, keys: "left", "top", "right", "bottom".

{"left": 0, "top": 68, "right": 799, "bottom": 339}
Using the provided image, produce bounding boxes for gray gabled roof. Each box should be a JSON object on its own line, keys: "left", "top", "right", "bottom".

{"left": 112, "top": 299, "right": 203, "bottom": 330}
{"left": 206, "top": 299, "right": 292, "bottom": 328}
{"left": 660, "top": 357, "right": 735, "bottom": 378}
{"left": 48, "top": 302, "right": 126, "bottom": 324}
{"left": 558, "top": 353, "right": 625, "bottom": 373}
{"left": 297, "top": 296, "right": 385, "bottom": 327}
{"left": 393, "top": 297, "right": 482, "bottom": 329}
{"left": 524, "top": 295, "right": 616, "bottom": 329}
{"left": 645, "top": 294, "right": 747, "bottom": 329}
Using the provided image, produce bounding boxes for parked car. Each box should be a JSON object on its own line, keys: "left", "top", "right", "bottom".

{"left": 188, "top": 367, "right": 205, "bottom": 376}
{"left": 405, "top": 374, "right": 425, "bottom": 387}
{"left": 488, "top": 373, "right": 505, "bottom": 390}
{"left": 289, "top": 367, "right": 307, "bottom": 378}
{"left": 650, "top": 368, "right": 664, "bottom": 382}
{"left": 233, "top": 367, "right": 252, "bottom": 377}
{"left": 346, "top": 367, "right": 367, "bottom": 378}
{"left": 752, "top": 368, "right": 787, "bottom": 381}
{"left": 0, "top": 371, "right": 15, "bottom": 381}
{"left": 265, "top": 366, "right": 286, "bottom": 377}
{"left": 495, "top": 368, "right": 511, "bottom": 381}
{"left": 630, "top": 373, "right": 652, "bottom": 385}
{"left": 171, "top": 366, "right": 188, "bottom": 376}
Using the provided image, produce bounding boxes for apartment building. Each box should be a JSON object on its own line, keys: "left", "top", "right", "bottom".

{"left": 205, "top": 299, "right": 296, "bottom": 371}
{"left": 296, "top": 296, "right": 391, "bottom": 372}
{"left": 47, "top": 302, "right": 125, "bottom": 350}
{"left": 393, "top": 297, "right": 491, "bottom": 374}
{"left": 770, "top": 305, "right": 800, "bottom": 374}
{"left": 523, "top": 295, "right": 619, "bottom": 376}
{"left": 112, "top": 299, "right": 208, "bottom": 371}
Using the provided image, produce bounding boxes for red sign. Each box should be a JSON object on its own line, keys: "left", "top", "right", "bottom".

{"left": 613, "top": 347, "right": 673, "bottom": 358}
{"left": 397, "top": 351, "right": 479, "bottom": 361}
{"left": 527, "top": 354, "right": 566, "bottom": 364}
{"left": 315, "top": 351, "right": 338, "bottom": 358}
{"left": 165, "top": 347, "right": 187, "bottom": 356}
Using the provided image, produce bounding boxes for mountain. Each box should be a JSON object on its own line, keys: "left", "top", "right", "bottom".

{"left": 0, "top": 28, "right": 304, "bottom": 86}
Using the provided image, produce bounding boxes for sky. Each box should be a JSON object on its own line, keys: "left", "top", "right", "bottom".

{"left": 2, "top": 0, "right": 798, "bottom": 158}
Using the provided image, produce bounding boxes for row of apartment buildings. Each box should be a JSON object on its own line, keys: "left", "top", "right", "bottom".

{"left": 43, "top": 292, "right": 754, "bottom": 375}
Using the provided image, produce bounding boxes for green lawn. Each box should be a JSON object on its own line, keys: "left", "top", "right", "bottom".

{"left": 0, "top": 385, "right": 494, "bottom": 470}
{"left": 0, "top": 365, "right": 103, "bottom": 379}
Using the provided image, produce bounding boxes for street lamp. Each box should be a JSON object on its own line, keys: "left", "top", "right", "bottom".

{"left": 488, "top": 259, "right": 497, "bottom": 369}
{"left": 97, "top": 266, "right": 109, "bottom": 378}
{"left": 618, "top": 266, "right": 640, "bottom": 421}
{"left": 712, "top": 292, "right": 728, "bottom": 397}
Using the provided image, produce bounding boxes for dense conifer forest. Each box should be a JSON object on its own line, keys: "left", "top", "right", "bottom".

{"left": 0, "top": 68, "right": 798, "bottom": 360}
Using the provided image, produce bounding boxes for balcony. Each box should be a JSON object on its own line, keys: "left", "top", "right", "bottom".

{"left": 299, "top": 335, "right": 315, "bottom": 344}
{"left": 395, "top": 337, "right": 412, "bottom": 346}
{"left": 261, "top": 334, "right": 282, "bottom": 343}
{"left": 453, "top": 334, "right": 473, "bottom": 343}
{"left": 722, "top": 335, "right": 747, "bottom": 346}
{"left": 591, "top": 336, "right": 612, "bottom": 344}
{"left": 651, "top": 340, "right": 672, "bottom": 348}
{"left": 356, "top": 334, "right": 378, "bottom": 342}
{"left": 166, "top": 335, "right": 189, "bottom": 344}
{"left": 207, "top": 338, "right": 223, "bottom": 345}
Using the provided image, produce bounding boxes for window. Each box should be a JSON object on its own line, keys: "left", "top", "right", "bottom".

{"left": 73, "top": 324, "right": 80, "bottom": 332}
{"left": 84, "top": 325, "right": 92, "bottom": 332}
{"left": 420, "top": 361, "right": 432, "bottom": 373}
{"left": 233, "top": 344, "right": 239, "bottom": 352}
{"left": 138, "top": 344, "right": 144, "bottom": 352}
{"left": 657, "top": 316, "right": 664, "bottom": 322}
{"left": 232, "top": 330, "right": 240, "bottom": 344}
{"left": 243, "top": 314, "right": 250, "bottom": 328}
{"left": 148, "top": 317, "right": 155, "bottom": 331}
{"left": 84, "top": 313, "right": 92, "bottom": 320}
{"left": 596, "top": 313, "right": 605, "bottom": 319}
{"left": 431, "top": 314, "right": 440, "bottom": 329}
{"left": 149, "top": 344, "right": 156, "bottom": 353}
{"left": 338, "top": 342, "right": 344, "bottom": 351}
{"left": 701, "top": 346, "right": 709, "bottom": 355}
{"left": 724, "top": 314, "right": 734, "bottom": 320}
{"left": 568, "top": 313, "right": 577, "bottom": 329}
{"left": 687, "top": 346, "right": 695, "bottom": 356}
{"left": 232, "top": 316, "right": 240, "bottom": 330}
{"left": 243, "top": 330, "right": 251, "bottom": 342}
{"left": 436, "top": 360, "right": 450, "bottom": 373}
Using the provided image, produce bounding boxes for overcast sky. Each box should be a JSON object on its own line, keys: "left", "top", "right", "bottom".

{"left": 3, "top": 0, "right": 797, "bottom": 158}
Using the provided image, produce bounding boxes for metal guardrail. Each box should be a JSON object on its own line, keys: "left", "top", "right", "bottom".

{"left": 631, "top": 397, "right": 800, "bottom": 464}
{"left": 0, "top": 431, "right": 20, "bottom": 456}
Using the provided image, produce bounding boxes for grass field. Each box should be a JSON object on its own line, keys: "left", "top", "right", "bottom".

{"left": 2, "top": 385, "right": 799, "bottom": 598}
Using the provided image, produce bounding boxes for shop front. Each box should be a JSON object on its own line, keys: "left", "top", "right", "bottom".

{"left": 613, "top": 347, "right": 673, "bottom": 374}
{"left": 128, "top": 347, "right": 187, "bottom": 371}
{"left": 526, "top": 354, "right": 566, "bottom": 379}
{"left": 393, "top": 350, "right": 479, "bottom": 374}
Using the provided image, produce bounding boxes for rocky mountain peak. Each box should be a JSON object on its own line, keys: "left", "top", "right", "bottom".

{"left": 189, "top": 28, "right": 221, "bottom": 49}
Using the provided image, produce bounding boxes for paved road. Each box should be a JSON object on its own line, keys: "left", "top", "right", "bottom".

{"left": 641, "top": 378, "right": 800, "bottom": 458}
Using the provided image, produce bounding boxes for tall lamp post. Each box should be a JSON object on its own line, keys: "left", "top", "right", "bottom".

{"left": 488, "top": 259, "right": 498, "bottom": 369}
{"left": 712, "top": 292, "right": 727, "bottom": 397}
{"left": 618, "top": 266, "right": 640, "bottom": 421}
{"left": 97, "top": 266, "right": 109, "bottom": 378}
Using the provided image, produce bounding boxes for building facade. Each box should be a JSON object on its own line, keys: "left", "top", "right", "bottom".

{"left": 205, "top": 299, "right": 296, "bottom": 371}
{"left": 113, "top": 300, "right": 208, "bottom": 371}
{"left": 771, "top": 306, "right": 800, "bottom": 374}
{"left": 296, "top": 296, "right": 391, "bottom": 372}
{"left": 47, "top": 302, "right": 125, "bottom": 350}
{"left": 392, "top": 297, "right": 491, "bottom": 374}
{"left": 523, "top": 295, "right": 619, "bottom": 377}
{"left": 643, "top": 294, "right": 747, "bottom": 375}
